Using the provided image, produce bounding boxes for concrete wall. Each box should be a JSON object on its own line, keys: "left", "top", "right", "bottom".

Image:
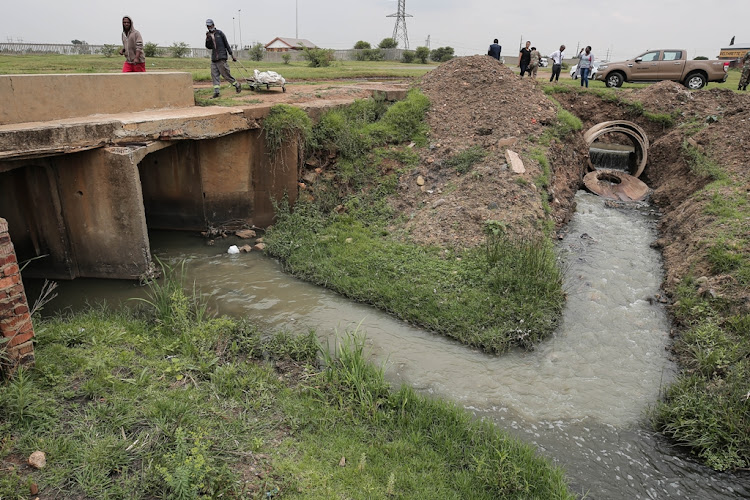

{"left": 138, "top": 131, "right": 299, "bottom": 231}
{"left": 0, "top": 72, "right": 194, "bottom": 126}
{"left": 0, "top": 218, "right": 35, "bottom": 371}
{"left": 0, "top": 149, "right": 152, "bottom": 280}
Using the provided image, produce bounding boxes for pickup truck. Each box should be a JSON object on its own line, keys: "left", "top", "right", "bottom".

{"left": 595, "top": 49, "right": 728, "bottom": 89}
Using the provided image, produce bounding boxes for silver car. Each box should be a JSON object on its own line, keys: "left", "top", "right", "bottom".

{"left": 570, "top": 62, "right": 599, "bottom": 80}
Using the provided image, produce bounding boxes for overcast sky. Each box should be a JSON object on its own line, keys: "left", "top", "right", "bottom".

{"left": 1, "top": 0, "right": 747, "bottom": 61}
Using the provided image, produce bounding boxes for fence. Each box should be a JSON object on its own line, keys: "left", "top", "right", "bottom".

{"left": 0, "top": 43, "right": 406, "bottom": 62}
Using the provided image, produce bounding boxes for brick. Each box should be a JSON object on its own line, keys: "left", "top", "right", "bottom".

{"left": 0, "top": 242, "right": 14, "bottom": 256}
{"left": 0, "top": 218, "right": 8, "bottom": 233}
{"left": 8, "top": 331, "right": 34, "bottom": 347}
{"left": 0, "top": 312, "right": 30, "bottom": 330}
{"left": 0, "top": 254, "right": 15, "bottom": 267}
{"left": 13, "top": 304, "right": 29, "bottom": 315}
{"left": 15, "top": 341, "right": 35, "bottom": 356}
{"left": 0, "top": 263, "right": 19, "bottom": 277}
{"left": 0, "top": 234, "right": 10, "bottom": 246}
{"left": 7, "top": 284, "right": 25, "bottom": 297}
{"left": 0, "top": 276, "right": 13, "bottom": 289}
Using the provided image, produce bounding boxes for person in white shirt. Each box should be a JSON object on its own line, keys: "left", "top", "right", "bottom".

{"left": 548, "top": 45, "right": 565, "bottom": 82}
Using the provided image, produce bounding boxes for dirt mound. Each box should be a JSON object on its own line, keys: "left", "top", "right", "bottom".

{"left": 421, "top": 56, "right": 557, "bottom": 149}
{"left": 633, "top": 80, "right": 747, "bottom": 121}
{"left": 389, "top": 56, "right": 585, "bottom": 248}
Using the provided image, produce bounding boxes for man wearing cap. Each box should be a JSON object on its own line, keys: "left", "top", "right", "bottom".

{"left": 205, "top": 19, "right": 241, "bottom": 98}
{"left": 119, "top": 16, "right": 145, "bottom": 72}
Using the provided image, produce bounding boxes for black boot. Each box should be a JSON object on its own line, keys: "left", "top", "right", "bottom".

{"left": 211, "top": 91, "right": 220, "bottom": 99}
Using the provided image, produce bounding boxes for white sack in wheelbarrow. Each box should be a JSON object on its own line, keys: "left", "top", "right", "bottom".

{"left": 253, "top": 69, "right": 286, "bottom": 85}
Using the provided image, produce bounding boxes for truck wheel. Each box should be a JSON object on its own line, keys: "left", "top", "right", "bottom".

{"left": 685, "top": 72, "right": 706, "bottom": 90}
{"left": 606, "top": 72, "right": 624, "bottom": 88}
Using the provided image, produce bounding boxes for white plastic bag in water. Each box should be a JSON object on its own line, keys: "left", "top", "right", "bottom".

{"left": 227, "top": 245, "right": 240, "bottom": 254}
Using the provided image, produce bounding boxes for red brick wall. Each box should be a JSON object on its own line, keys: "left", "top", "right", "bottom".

{"left": 0, "top": 217, "right": 35, "bottom": 370}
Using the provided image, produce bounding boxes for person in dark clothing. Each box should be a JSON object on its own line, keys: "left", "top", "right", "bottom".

{"left": 205, "top": 18, "right": 241, "bottom": 98}
{"left": 488, "top": 39, "right": 502, "bottom": 60}
{"left": 518, "top": 41, "right": 531, "bottom": 77}
{"left": 119, "top": 16, "right": 144, "bottom": 72}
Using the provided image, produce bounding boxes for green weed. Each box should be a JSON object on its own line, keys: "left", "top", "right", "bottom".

{"left": 445, "top": 145, "right": 487, "bottom": 173}
{"left": 263, "top": 104, "right": 313, "bottom": 159}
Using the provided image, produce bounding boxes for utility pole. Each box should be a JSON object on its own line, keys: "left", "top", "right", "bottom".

{"left": 519, "top": 35, "right": 523, "bottom": 51}
{"left": 296, "top": 0, "right": 299, "bottom": 39}
{"left": 238, "top": 9, "right": 243, "bottom": 51}
{"left": 232, "top": 17, "right": 236, "bottom": 49}
{"left": 387, "top": 0, "right": 412, "bottom": 49}
{"left": 425, "top": 35, "right": 430, "bottom": 49}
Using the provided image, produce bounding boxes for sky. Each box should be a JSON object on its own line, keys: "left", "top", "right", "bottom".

{"left": 1, "top": 0, "right": 747, "bottom": 62}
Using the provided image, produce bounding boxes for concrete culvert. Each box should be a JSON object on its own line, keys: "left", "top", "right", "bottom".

{"left": 583, "top": 169, "right": 651, "bottom": 201}
{"left": 584, "top": 121, "right": 649, "bottom": 178}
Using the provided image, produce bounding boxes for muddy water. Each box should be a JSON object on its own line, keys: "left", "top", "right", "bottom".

{"left": 33, "top": 192, "right": 749, "bottom": 499}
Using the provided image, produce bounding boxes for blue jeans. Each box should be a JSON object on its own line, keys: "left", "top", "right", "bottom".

{"left": 580, "top": 67, "right": 590, "bottom": 87}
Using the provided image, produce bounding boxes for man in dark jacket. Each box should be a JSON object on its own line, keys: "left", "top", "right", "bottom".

{"left": 205, "top": 19, "right": 241, "bottom": 98}
{"left": 488, "top": 39, "right": 502, "bottom": 60}
{"left": 119, "top": 16, "right": 145, "bottom": 72}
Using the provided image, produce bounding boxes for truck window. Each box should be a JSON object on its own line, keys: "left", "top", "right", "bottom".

{"left": 640, "top": 51, "right": 660, "bottom": 62}
{"left": 663, "top": 51, "right": 682, "bottom": 61}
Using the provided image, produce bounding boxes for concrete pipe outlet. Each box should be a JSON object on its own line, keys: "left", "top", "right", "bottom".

{"left": 584, "top": 121, "right": 649, "bottom": 178}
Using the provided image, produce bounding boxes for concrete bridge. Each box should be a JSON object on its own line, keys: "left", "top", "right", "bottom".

{"left": 0, "top": 72, "right": 405, "bottom": 280}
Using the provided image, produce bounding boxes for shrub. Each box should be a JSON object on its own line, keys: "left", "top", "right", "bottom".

{"left": 430, "top": 46, "right": 454, "bottom": 62}
{"left": 170, "top": 42, "right": 190, "bottom": 58}
{"left": 101, "top": 44, "right": 118, "bottom": 58}
{"left": 248, "top": 42, "right": 264, "bottom": 61}
{"left": 356, "top": 48, "right": 384, "bottom": 61}
{"left": 401, "top": 50, "right": 415, "bottom": 63}
{"left": 378, "top": 38, "right": 398, "bottom": 49}
{"left": 301, "top": 47, "right": 334, "bottom": 67}
{"left": 415, "top": 46, "right": 430, "bottom": 64}
{"left": 353, "top": 40, "right": 371, "bottom": 50}
{"left": 144, "top": 42, "right": 160, "bottom": 58}
{"left": 281, "top": 53, "right": 291, "bottom": 64}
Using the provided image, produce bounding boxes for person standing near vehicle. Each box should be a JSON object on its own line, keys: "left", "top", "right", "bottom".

{"left": 119, "top": 16, "right": 145, "bottom": 72}
{"left": 518, "top": 41, "right": 531, "bottom": 77}
{"left": 528, "top": 47, "right": 541, "bottom": 79}
{"left": 488, "top": 38, "right": 502, "bottom": 60}
{"left": 549, "top": 45, "right": 565, "bottom": 82}
{"left": 578, "top": 46, "right": 594, "bottom": 88}
{"left": 739, "top": 50, "right": 750, "bottom": 91}
{"left": 205, "top": 18, "right": 241, "bottom": 98}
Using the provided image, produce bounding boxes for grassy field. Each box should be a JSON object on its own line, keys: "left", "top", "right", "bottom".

{"left": 0, "top": 272, "right": 576, "bottom": 499}
{"left": 0, "top": 53, "right": 432, "bottom": 81}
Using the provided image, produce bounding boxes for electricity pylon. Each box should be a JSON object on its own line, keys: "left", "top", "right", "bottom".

{"left": 387, "top": 0, "right": 412, "bottom": 49}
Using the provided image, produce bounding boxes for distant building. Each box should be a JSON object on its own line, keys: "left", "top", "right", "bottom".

{"left": 264, "top": 37, "right": 318, "bottom": 52}
{"left": 718, "top": 43, "right": 750, "bottom": 67}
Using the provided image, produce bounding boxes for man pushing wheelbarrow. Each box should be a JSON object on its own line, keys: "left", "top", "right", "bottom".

{"left": 205, "top": 18, "right": 242, "bottom": 99}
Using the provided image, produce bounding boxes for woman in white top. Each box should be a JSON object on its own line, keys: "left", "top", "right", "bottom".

{"left": 578, "top": 46, "right": 594, "bottom": 88}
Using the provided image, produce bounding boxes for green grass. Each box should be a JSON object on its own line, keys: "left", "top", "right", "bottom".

{"left": 444, "top": 145, "right": 487, "bottom": 174}
{"left": 0, "top": 287, "right": 575, "bottom": 498}
{"left": 0, "top": 54, "right": 432, "bottom": 80}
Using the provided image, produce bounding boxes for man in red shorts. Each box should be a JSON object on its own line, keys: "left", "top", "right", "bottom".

{"left": 119, "top": 16, "right": 145, "bottom": 72}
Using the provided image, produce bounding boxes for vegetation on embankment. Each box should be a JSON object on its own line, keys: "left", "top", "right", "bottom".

{"left": 649, "top": 139, "right": 750, "bottom": 471}
{"left": 0, "top": 267, "right": 575, "bottom": 499}
{"left": 0, "top": 54, "right": 431, "bottom": 80}
{"left": 262, "top": 91, "right": 565, "bottom": 354}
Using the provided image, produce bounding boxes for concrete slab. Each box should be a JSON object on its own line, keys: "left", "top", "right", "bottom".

{"left": 0, "top": 72, "right": 194, "bottom": 126}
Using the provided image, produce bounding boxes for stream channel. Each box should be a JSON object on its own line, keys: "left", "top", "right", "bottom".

{"left": 32, "top": 192, "right": 750, "bottom": 499}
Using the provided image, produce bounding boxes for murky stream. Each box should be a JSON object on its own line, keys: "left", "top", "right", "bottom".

{"left": 29, "top": 192, "right": 749, "bottom": 498}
